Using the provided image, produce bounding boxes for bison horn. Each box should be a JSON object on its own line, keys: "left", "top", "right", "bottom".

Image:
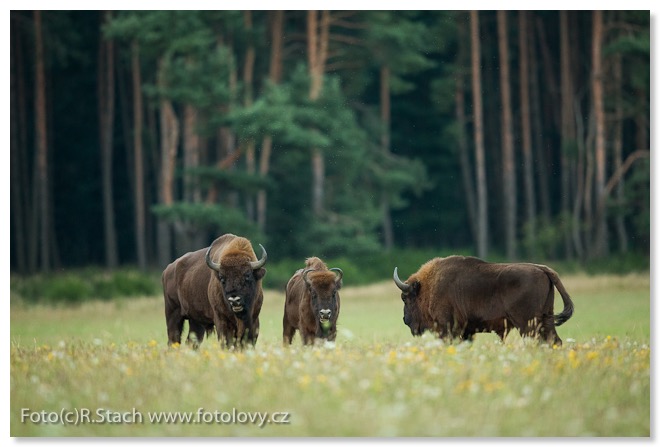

{"left": 330, "top": 268, "right": 343, "bottom": 283}
{"left": 205, "top": 246, "right": 221, "bottom": 272}
{"left": 302, "top": 268, "right": 315, "bottom": 286}
{"left": 393, "top": 267, "right": 411, "bottom": 293}
{"left": 249, "top": 244, "right": 267, "bottom": 270}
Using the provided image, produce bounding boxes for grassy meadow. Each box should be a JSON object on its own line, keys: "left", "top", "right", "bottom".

{"left": 10, "top": 272, "right": 650, "bottom": 437}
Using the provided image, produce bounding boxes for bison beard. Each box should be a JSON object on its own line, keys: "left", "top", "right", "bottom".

{"left": 393, "top": 256, "right": 574, "bottom": 345}
{"left": 162, "top": 234, "right": 267, "bottom": 349}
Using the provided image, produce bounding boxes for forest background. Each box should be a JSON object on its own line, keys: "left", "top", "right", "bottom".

{"left": 9, "top": 10, "right": 650, "bottom": 296}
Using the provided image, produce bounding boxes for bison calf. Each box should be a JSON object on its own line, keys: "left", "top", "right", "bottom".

{"left": 283, "top": 257, "right": 343, "bottom": 345}
{"left": 162, "top": 233, "right": 267, "bottom": 349}
{"left": 393, "top": 255, "right": 574, "bottom": 345}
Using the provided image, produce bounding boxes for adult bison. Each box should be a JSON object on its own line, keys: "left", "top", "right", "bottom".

{"left": 162, "top": 233, "right": 267, "bottom": 349}
{"left": 283, "top": 257, "right": 343, "bottom": 345}
{"left": 392, "top": 256, "right": 574, "bottom": 345}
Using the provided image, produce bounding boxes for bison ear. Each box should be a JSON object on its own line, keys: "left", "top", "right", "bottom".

{"left": 411, "top": 280, "right": 421, "bottom": 295}
{"left": 254, "top": 268, "right": 267, "bottom": 281}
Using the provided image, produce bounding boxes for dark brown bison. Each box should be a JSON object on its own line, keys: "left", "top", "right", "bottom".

{"left": 162, "top": 233, "right": 267, "bottom": 349}
{"left": 393, "top": 255, "right": 574, "bottom": 345}
{"left": 283, "top": 257, "right": 343, "bottom": 345}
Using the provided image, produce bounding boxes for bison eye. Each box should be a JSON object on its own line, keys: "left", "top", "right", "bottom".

{"left": 219, "top": 276, "right": 226, "bottom": 285}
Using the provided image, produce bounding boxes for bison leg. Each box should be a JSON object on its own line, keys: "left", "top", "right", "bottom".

{"left": 187, "top": 319, "right": 206, "bottom": 349}
{"left": 460, "top": 327, "right": 476, "bottom": 342}
{"left": 165, "top": 305, "right": 184, "bottom": 346}
{"left": 490, "top": 319, "right": 510, "bottom": 343}
{"left": 213, "top": 316, "right": 235, "bottom": 349}
{"left": 301, "top": 332, "right": 315, "bottom": 346}
{"left": 326, "top": 328, "right": 337, "bottom": 342}
{"left": 250, "top": 319, "right": 260, "bottom": 346}
{"left": 283, "top": 316, "right": 296, "bottom": 345}
{"left": 242, "top": 318, "right": 259, "bottom": 347}
{"left": 221, "top": 326, "right": 237, "bottom": 349}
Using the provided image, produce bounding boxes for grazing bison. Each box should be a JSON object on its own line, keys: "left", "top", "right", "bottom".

{"left": 283, "top": 257, "right": 343, "bottom": 345}
{"left": 162, "top": 233, "right": 267, "bottom": 349}
{"left": 392, "top": 256, "right": 574, "bottom": 345}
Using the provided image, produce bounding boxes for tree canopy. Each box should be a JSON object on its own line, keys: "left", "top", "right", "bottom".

{"left": 10, "top": 11, "right": 650, "bottom": 273}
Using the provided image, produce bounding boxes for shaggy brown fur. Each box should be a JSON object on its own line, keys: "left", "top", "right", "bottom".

{"left": 283, "top": 257, "right": 342, "bottom": 345}
{"left": 162, "top": 234, "right": 266, "bottom": 349}
{"left": 394, "top": 255, "right": 574, "bottom": 345}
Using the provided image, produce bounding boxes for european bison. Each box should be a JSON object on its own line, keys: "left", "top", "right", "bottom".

{"left": 393, "top": 255, "right": 574, "bottom": 345}
{"left": 283, "top": 257, "right": 343, "bottom": 345}
{"left": 162, "top": 233, "right": 267, "bottom": 349}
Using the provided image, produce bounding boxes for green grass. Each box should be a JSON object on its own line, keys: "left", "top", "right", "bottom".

{"left": 10, "top": 272, "right": 650, "bottom": 436}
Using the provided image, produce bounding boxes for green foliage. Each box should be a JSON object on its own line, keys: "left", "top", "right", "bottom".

{"left": 622, "top": 158, "right": 650, "bottom": 247}
{"left": 521, "top": 214, "right": 571, "bottom": 261}
{"left": 152, "top": 202, "right": 263, "bottom": 242}
{"left": 183, "top": 167, "right": 271, "bottom": 193}
{"left": 11, "top": 269, "right": 161, "bottom": 305}
{"left": 363, "top": 11, "right": 437, "bottom": 94}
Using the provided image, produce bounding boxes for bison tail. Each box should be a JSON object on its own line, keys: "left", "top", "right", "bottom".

{"left": 534, "top": 264, "right": 575, "bottom": 326}
{"left": 554, "top": 299, "right": 574, "bottom": 326}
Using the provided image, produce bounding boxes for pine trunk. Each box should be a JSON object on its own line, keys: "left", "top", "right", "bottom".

{"left": 380, "top": 65, "right": 394, "bottom": 250}
{"left": 560, "top": 11, "right": 583, "bottom": 259}
{"left": 612, "top": 52, "right": 627, "bottom": 253}
{"left": 257, "top": 10, "right": 284, "bottom": 233}
{"left": 11, "top": 16, "right": 27, "bottom": 273}
{"left": 528, "top": 14, "right": 552, "bottom": 221}
{"left": 99, "top": 11, "right": 119, "bottom": 268}
{"left": 497, "top": 11, "right": 516, "bottom": 260}
{"left": 454, "top": 17, "right": 477, "bottom": 242}
{"left": 157, "top": 57, "right": 179, "bottom": 267}
{"left": 470, "top": 11, "right": 488, "bottom": 259}
{"left": 243, "top": 11, "right": 256, "bottom": 222}
{"left": 308, "top": 10, "right": 330, "bottom": 216}
{"left": 519, "top": 11, "right": 536, "bottom": 258}
{"left": 34, "top": 11, "right": 50, "bottom": 273}
{"left": 591, "top": 10, "right": 607, "bottom": 257}
{"left": 131, "top": 41, "right": 147, "bottom": 270}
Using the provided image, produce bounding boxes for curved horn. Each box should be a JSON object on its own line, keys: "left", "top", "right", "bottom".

{"left": 205, "top": 246, "right": 221, "bottom": 272}
{"left": 302, "top": 268, "right": 315, "bottom": 286}
{"left": 393, "top": 267, "right": 411, "bottom": 293}
{"left": 330, "top": 268, "right": 343, "bottom": 283}
{"left": 249, "top": 244, "right": 267, "bottom": 270}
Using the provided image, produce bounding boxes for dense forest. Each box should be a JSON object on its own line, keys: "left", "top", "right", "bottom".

{"left": 10, "top": 11, "right": 650, "bottom": 274}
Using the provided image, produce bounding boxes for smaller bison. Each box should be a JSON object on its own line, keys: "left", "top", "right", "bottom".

{"left": 283, "top": 257, "right": 343, "bottom": 345}
{"left": 393, "top": 256, "right": 574, "bottom": 345}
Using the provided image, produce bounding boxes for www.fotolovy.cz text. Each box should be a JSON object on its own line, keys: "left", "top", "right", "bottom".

{"left": 20, "top": 407, "right": 291, "bottom": 428}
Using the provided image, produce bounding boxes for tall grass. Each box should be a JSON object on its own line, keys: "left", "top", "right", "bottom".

{"left": 10, "top": 273, "right": 649, "bottom": 436}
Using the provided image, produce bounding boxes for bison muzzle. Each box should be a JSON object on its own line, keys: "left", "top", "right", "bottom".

{"left": 393, "top": 256, "right": 574, "bottom": 345}
{"left": 162, "top": 233, "right": 267, "bottom": 349}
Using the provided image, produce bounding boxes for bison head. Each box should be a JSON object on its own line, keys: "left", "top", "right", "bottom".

{"left": 303, "top": 268, "right": 343, "bottom": 332}
{"left": 206, "top": 244, "right": 267, "bottom": 317}
{"left": 393, "top": 267, "right": 425, "bottom": 336}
